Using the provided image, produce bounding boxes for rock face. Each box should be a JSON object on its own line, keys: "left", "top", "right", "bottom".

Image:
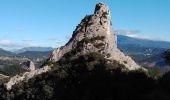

{"left": 5, "top": 65, "right": 50, "bottom": 90}
{"left": 49, "top": 3, "right": 143, "bottom": 70}
{"left": 21, "top": 60, "right": 35, "bottom": 71}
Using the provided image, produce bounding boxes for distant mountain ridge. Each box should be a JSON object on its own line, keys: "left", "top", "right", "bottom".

{"left": 117, "top": 35, "right": 170, "bottom": 68}
{"left": 12, "top": 47, "right": 54, "bottom": 54}
{"left": 0, "top": 48, "right": 15, "bottom": 56}
{"left": 117, "top": 35, "right": 168, "bottom": 55}
{"left": 18, "top": 51, "right": 51, "bottom": 59}
{"left": 117, "top": 35, "right": 170, "bottom": 49}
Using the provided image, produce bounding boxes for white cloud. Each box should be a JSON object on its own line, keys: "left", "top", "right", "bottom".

{"left": 125, "top": 34, "right": 138, "bottom": 38}
{"left": 0, "top": 39, "right": 33, "bottom": 50}
{"left": 113, "top": 29, "right": 163, "bottom": 41}
{"left": 0, "top": 40, "right": 15, "bottom": 47}
{"left": 128, "top": 35, "right": 161, "bottom": 41}
{"left": 113, "top": 29, "right": 140, "bottom": 36}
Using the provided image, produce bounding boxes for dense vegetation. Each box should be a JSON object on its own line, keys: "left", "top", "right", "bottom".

{"left": 163, "top": 50, "right": 170, "bottom": 66}
{"left": 0, "top": 59, "right": 26, "bottom": 76}
{"left": 0, "top": 64, "right": 26, "bottom": 76}
{"left": 0, "top": 52, "right": 170, "bottom": 100}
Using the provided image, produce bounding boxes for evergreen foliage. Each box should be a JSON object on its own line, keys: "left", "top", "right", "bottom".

{"left": 0, "top": 52, "right": 170, "bottom": 100}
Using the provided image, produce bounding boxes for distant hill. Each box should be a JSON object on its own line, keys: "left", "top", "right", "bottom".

{"left": 13, "top": 47, "right": 54, "bottom": 54}
{"left": 0, "top": 48, "right": 15, "bottom": 56}
{"left": 117, "top": 35, "right": 170, "bottom": 68}
{"left": 18, "top": 51, "right": 51, "bottom": 59}
{"left": 117, "top": 35, "right": 170, "bottom": 49}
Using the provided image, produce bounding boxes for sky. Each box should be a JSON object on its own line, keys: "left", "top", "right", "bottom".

{"left": 0, "top": 0, "right": 170, "bottom": 50}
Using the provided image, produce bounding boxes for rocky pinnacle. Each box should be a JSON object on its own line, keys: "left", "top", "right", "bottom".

{"left": 49, "top": 3, "right": 144, "bottom": 70}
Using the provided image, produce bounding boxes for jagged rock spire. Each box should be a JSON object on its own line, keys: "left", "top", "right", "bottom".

{"left": 94, "top": 2, "right": 110, "bottom": 17}
{"left": 49, "top": 3, "right": 144, "bottom": 70}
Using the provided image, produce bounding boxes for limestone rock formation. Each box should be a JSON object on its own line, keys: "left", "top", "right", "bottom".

{"left": 21, "top": 60, "right": 35, "bottom": 71}
{"left": 5, "top": 65, "right": 50, "bottom": 90}
{"left": 49, "top": 3, "right": 143, "bottom": 70}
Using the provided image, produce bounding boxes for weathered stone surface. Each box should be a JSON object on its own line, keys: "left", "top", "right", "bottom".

{"left": 5, "top": 65, "right": 50, "bottom": 90}
{"left": 49, "top": 3, "right": 143, "bottom": 70}
{"left": 0, "top": 74, "right": 9, "bottom": 78}
{"left": 21, "top": 60, "right": 35, "bottom": 71}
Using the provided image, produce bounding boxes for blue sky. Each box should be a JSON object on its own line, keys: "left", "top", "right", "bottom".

{"left": 0, "top": 0, "right": 170, "bottom": 50}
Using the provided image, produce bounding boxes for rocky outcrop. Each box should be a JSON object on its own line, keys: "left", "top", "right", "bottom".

{"left": 5, "top": 65, "right": 50, "bottom": 90}
{"left": 21, "top": 60, "right": 35, "bottom": 71}
{"left": 0, "top": 74, "right": 9, "bottom": 82}
{"left": 49, "top": 3, "right": 143, "bottom": 70}
{"left": 0, "top": 74, "right": 9, "bottom": 78}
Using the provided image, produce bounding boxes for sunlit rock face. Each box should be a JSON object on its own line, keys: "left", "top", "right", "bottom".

{"left": 49, "top": 3, "right": 143, "bottom": 70}
{"left": 5, "top": 65, "right": 50, "bottom": 90}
